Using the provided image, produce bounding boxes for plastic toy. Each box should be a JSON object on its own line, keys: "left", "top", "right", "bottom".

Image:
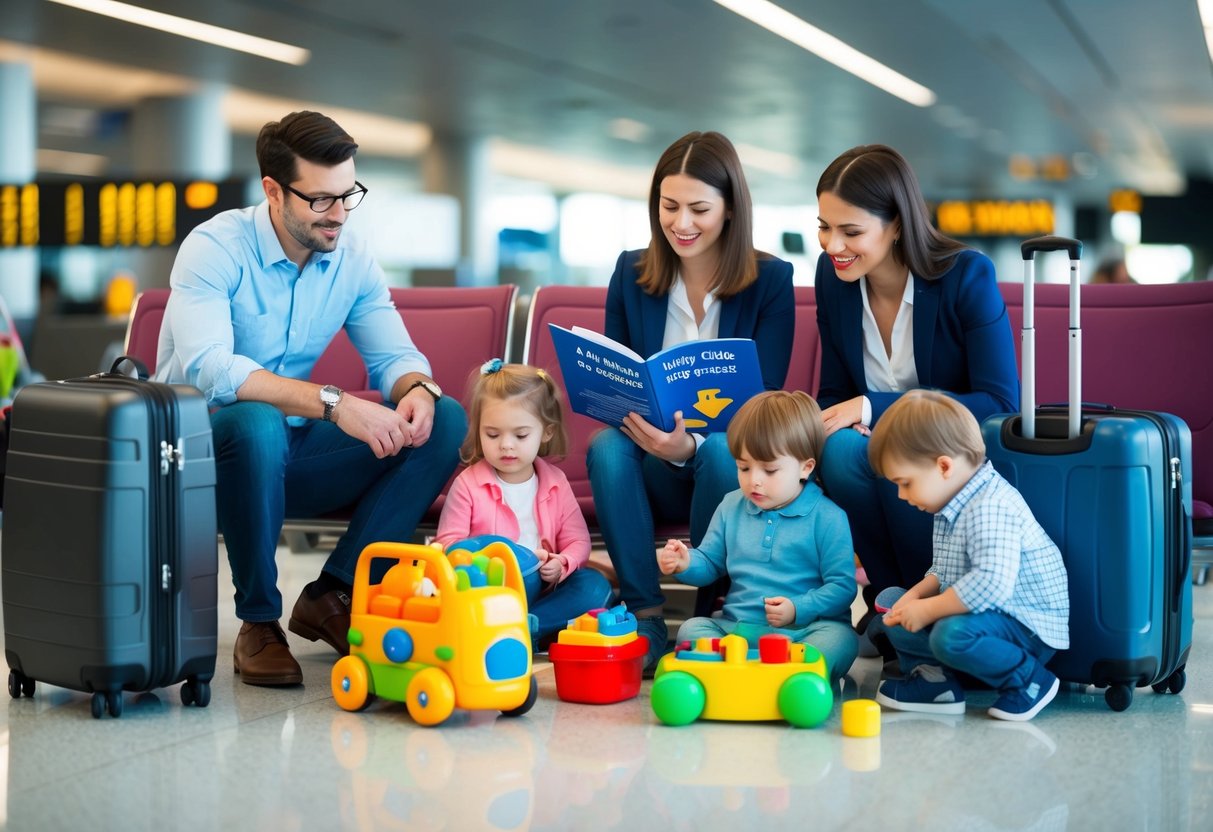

{"left": 446, "top": 534, "right": 542, "bottom": 604}
{"left": 548, "top": 604, "right": 649, "bottom": 704}
{"left": 330, "top": 541, "right": 537, "bottom": 725}
{"left": 841, "top": 698, "right": 881, "bottom": 737}
{"left": 650, "top": 633, "right": 833, "bottom": 728}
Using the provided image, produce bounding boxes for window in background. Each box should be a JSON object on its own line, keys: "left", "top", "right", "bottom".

{"left": 753, "top": 204, "right": 820, "bottom": 285}
{"left": 559, "top": 194, "right": 647, "bottom": 283}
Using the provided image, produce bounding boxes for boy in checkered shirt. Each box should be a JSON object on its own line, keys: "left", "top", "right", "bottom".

{"left": 867, "top": 390, "right": 1069, "bottom": 721}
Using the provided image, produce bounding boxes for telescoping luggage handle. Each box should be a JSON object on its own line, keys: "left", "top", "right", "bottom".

{"left": 1020, "top": 236, "right": 1083, "bottom": 441}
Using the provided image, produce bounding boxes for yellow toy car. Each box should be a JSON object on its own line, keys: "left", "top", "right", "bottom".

{"left": 650, "top": 633, "right": 832, "bottom": 728}
{"left": 330, "top": 541, "right": 536, "bottom": 726}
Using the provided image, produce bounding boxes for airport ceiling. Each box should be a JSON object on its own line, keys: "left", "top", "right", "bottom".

{"left": 5, "top": 0, "right": 1213, "bottom": 205}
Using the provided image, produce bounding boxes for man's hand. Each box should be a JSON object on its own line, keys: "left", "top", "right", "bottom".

{"left": 764, "top": 596, "right": 795, "bottom": 628}
{"left": 621, "top": 411, "right": 696, "bottom": 463}
{"left": 396, "top": 386, "right": 436, "bottom": 447}
{"left": 333, "top": 395, "right": 413, "bottom": 459}
{"left": 658, "top": 539, "right": 690, "bottom": 575}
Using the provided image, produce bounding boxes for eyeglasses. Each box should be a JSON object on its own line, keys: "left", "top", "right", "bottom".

{"left": 279, "top": 180, "right": 368, "bottom": 213}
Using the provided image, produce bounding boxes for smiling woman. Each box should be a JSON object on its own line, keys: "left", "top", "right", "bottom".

{"left": 811, "top": 144, "right": 1020, "bottom": 641}
{"left": 585, "top": 130, "right": 796, "bottom": 675}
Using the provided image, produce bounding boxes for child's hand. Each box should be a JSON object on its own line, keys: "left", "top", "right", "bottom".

{"left": 535, "top": 548, "right": 564, "bottom": 583}
{"left": 764, "top": 596, "right": 795, "bottom": 628}
{"left": 883, "top": 599, "right": 932, "bottom": 633}
{"left": 658, "top": 540, "right": 689, "bottom": 575}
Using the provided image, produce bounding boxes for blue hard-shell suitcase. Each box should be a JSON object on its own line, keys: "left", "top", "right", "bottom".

{"left": 1, "top": 357, "right": 218, "bottom": 717}
{"left": 983, "top": 237, "right": 1193, "bottom": 711}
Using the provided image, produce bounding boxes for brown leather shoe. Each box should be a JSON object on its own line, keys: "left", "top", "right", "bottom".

{"left": 288, "top": 587, "right": 351, "bottom": 655}
{"left": 233, "top": 621, "right": 303, "bottom": 686}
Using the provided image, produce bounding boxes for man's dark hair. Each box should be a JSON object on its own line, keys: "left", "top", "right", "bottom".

{"left": 256, "top": 111, "right": 358, "bottom": 184}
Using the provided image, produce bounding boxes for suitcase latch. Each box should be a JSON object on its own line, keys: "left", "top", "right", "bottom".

{"left": 160, "top": 439, "right": 185, "bottom": 474}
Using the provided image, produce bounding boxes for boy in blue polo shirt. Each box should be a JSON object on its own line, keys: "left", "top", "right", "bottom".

{"left": 657, "top": 390, "right": 858, "bottom": 683}
{"left": 869, "top": 390, "right": 1069, "bottom": 721}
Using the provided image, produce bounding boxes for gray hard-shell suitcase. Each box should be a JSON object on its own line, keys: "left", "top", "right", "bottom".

{"left": 2, "top": 357, "right": 217, "bottom": 717}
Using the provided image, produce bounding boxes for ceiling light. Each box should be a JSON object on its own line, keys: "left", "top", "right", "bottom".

{"left": 712, "top": 0, "right": 935, "bottom": 107}
{"left": 45, "top": 0, "right": 310, "bottom": 65}
{"left": 734, "top": 142, "right": 802, "bottom": 176}
{"left": 1200, "top": 1, "right": 1213, "bottom": 64}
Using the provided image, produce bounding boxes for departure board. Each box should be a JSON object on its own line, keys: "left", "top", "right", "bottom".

{"left": 0, "top": 179, "right": 246, "bottom": 248}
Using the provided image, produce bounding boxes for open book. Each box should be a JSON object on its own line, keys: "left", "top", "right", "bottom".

{"left": 547, "top": 324, "right": 764, "bottom": 433}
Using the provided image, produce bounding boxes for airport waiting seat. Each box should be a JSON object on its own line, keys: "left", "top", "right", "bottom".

{"left": 124, "top": 284, "right": 519, "bottom": 548}
{"left": 998, "top": 280, "right": 1213, "bottom": 584}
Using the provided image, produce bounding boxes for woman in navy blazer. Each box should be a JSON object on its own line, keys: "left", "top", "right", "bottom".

{"left": 813, "top": 145, "right": 1019, "bottom": 639}
{"left": 587, "top": 131, "right": 795, "bottom": 673}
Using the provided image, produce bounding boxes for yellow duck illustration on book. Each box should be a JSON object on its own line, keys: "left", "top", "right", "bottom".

{"left": 681, "top": 389, "right": 732, "bottom": 428}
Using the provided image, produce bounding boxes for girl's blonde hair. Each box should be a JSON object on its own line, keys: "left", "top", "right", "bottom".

{"left": 460, "top": 362, "right": 568, "bottom": 464}
{"left": 726, "top": 390, "right": 825, "bottom": 464}
{"left": 868, "top": 389, "right": 986, "bottom": 477}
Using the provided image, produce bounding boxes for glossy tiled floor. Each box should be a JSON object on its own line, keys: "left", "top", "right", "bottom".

{"left": 1, "top": 542, "right": 1210, "bottom": 831}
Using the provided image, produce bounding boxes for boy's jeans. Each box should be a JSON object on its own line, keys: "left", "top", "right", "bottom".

{"left": 885, "top": 609, "right": 1055, "bottom": 691}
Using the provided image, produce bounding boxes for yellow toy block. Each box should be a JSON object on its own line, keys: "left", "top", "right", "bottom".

{"left": 841, "top": 698, "right": 881, "bottom": 738}
{"left": 555, "top": 628, "right": 636, "bottom": 648}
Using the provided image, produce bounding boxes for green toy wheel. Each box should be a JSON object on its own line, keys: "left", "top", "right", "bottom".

{"left": 778, "top": 672, "right": 833, "bottom": 728}
{"left": 650, "top": 671, "right": 706, "bottom": 726}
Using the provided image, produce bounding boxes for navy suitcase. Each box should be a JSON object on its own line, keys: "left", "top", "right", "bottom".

{"left": 1, "top": 357, "right": 218, "bottom": 717}
{"left": 983, "top": 237, "right": 1193, "bottom": 711}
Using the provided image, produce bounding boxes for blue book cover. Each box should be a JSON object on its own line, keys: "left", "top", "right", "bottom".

{"left": 547, "top": 324, "right": 764, "bottom": 433}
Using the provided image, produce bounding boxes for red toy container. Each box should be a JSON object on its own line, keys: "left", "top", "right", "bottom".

{"left": 549, "top": 636, "right": 649, "bottom": 704}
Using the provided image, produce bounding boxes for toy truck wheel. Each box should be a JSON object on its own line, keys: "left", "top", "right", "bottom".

{"left": 501, "top": 675, "right": 538, "bottom": 718}
{"left": 650, "top": 671, "right": 706, "bottom": 726}
{"left": 331, "top": 656, "right": 373, "bottom": 712}
{"left": 778, "top": 672, "right": 833, "bottom": 728}
{"left": 407, "top": 668, "right": 456, "bottom": 726}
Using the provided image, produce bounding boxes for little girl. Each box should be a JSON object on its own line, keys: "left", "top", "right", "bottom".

{"left": 657, "top": 390, "right": 859, "bottom": 682}
{"left": 436, "top": 359, "right": 613, "bottom": 640}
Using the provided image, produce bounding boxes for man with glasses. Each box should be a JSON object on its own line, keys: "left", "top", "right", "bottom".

{"left": 156, "top": 111, "right": 466, "bottom": 686}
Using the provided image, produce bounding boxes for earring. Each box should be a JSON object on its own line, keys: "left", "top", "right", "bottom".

{"left": 894, "top": 237, "right": 900, "bottom": 245}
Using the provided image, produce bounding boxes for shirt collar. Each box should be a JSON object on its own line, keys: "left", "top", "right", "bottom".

{"left": 470, "top": 458, "right": 558, "bottom": 500}
{"left": 938, "top": 459, "right": 995, "bottom": 524}
{"left": 669, "top": 274, "right": 717, "bottom": 317}
{"left": 253, "top": 199, "right": 339, "bottom": 272}
{"left": 858, "top": 272, "right": 916, "bottom": 314}
{"left": 742, "top": 478, "right": 824, "bottom": 518}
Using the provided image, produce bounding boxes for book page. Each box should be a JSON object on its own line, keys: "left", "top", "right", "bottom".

{"left": 569, "top": 326, "right": 643, "bottom": 362}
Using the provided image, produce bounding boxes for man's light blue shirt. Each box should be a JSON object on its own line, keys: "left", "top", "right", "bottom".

{"left": 677, "top": 481, "right": 857, "bottom": 629}
{"left": 929, "top": 461, "right": 1070, "bottom": 649}
{"left": 154, "top": 202, "right": 429, "bottom": 422}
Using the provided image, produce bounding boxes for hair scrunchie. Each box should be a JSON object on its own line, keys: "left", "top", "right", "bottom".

{"left": 480, "top": 358, "right": 504, "bottom": 375}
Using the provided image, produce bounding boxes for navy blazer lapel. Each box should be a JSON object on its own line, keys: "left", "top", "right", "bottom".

{"left": 841, "top": 281, "right": 866, "bottom": 387}
{"left": 718, "top": 290, "right": 741, "bottom": 338}
{"left": 640, "top": 289, "right": 668, "bottom": 358}
{"left": 912, "top": 275, "right": 940, "bottom": 385}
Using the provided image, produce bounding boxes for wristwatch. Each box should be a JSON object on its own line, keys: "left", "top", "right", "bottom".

{"left": 319, "top": 384, "right": 342, "bottom": 421}
{"left": 406, "top": 379, "right": 442, "bottom": 402}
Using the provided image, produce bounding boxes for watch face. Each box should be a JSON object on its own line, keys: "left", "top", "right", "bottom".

{"left": 320, "top": 385, "right": 341, "bottom": 405}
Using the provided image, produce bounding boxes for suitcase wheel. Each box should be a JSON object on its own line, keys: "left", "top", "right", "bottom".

{"left": 1151, "top": 667, "right": 1186, "bottom": 696}
{"left": 180, "top": 679, "right": 211, "bottom": 708}
{"left": 1105, "top": 684, "right": 1133, "bottom": 712}
{"left": 7, "top": 670, "right": 34, "bottom": 699}
{"left": 91, "top": 690, "right": 124, "bottom": 719}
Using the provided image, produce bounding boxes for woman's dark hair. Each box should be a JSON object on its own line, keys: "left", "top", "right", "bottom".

{"left": 816, "top": 144, "right": 967, "bottom": 279}
{"left": 256, "top": 111, "right": 358, "bottom": 184}
{"left": 637, "top": 131, "right": 758, "bottom": 298}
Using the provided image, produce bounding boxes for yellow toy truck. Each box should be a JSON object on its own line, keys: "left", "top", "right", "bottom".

{"left": 330, "top": 541, "right": 537, "bottom": 725}
{"left": 650, "top": 633, "right": 833, "bottom": 728}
